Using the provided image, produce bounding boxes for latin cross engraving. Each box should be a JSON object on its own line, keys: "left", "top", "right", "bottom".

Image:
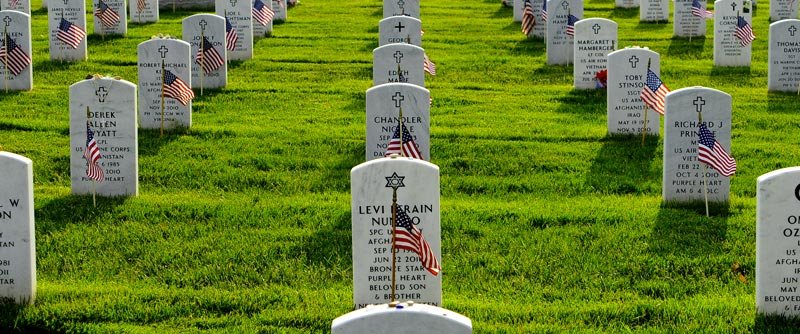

{"left": 393, "top": 51, "right": 403, "bottom": 63}
{"left": 2, "top": 16, "right": 11, "bottom": 27}
{"left": 628, "top": 55, "right": 639, "bottom": 68}
{"left": 561, "top": 0, "right": 569, "bottom": 9}
{"left": 395, "top": 22, "right": 405, "bottom": 32}
{"left": 693, "top": 96, "right": 705, "bottom": 113}
{"left": 392, "top": 92, "right": 405, "bottom": 108}
{"left": 397, "top": 0, "right": 405, "bottom": 9}
{"left": 199, "top": 19, "right": 208, "bottom": 31}
{"left": 730, "top": 2, "right": 736, "bottom": 11}
{"left": 790, "top": 26, "right": 797, "bottom": 37}
{"left": 592, "top": 24, "right": 601, "bottom": 34}
{"left": 158, "top": 45, "right": 169, "bottom": 58}
{"left": 63, "top": 0, "right": 69, "bottom": 4}
{"left": 96, "top": 87, "right": 109, "bottom": 103}
{"left": 230, "top": 0, "right": 237, "bottom": 6}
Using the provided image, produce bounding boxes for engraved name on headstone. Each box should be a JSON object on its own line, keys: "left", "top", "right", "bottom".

{"left": 216, "top": 0, "right": 253, "bottom": 60}
{"left": 0, "top": 10, "right": 32, "bottom": 91}
{"left": 137, "top": 37, "right": 193, "bottom": 129}
{"left": 366, "top": 83, "right": 430, "bottom": 161}
{"left": 129, "top": 0, "right": 158, "bottom": 23}
{"left": 673, "top": 0, "right": 708, "bottom": 37}
{"left": 713, "top": 0, "right": 752, "bottom": 67}
{"left": 573, "top": 18, "right": 617, "bottom": 89}
{"left": 768, "top": 20, "right": 800, "bottom": 92}
{"left": 93, "top": 0, "right": 127, "bottom": 36}
{"left": 379, "top": 16, "right": 422, "bottom": 47}
{"left": 373, "top": 43, "right": 425, "bottom": 87}
{"left": 546, "top": 0, "right": 583, "bottom": 65}
{"left": 640, "top": 0, "right": 669, "bottom": 22}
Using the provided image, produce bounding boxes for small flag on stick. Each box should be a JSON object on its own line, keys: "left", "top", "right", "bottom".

{"left": 384, "top": 124, "right": 422, "bottom": 159}
{"left": 57, "top": 18, "right": 86, "bottom": 49}
{"left": 395, "top": 205, "right": 440, "bottom": 276}
{"left": 84, "top": 123, "right": 104, "bottom": 182}
{"left": 697, "top": 123, "right": 737, "bottom": 177}
{"left": 691, "top": 0, "right": 713, "bottom": 18}
{"left": 253, "top": 0, "right": 275, "bottom": 27}
{"left": 566, "top": 14, "right": 579, "bottom": 36}
{"left": 95, "top": 0, "right": 121, "bottom": 28}
{"left": 640, "top": 68, "right": 669, "bottom": 115}
{"left": 0, "top": 34, "right": 31, "bottom": 76}
{"left": 225, "top": 17, "right": 239, "bottom": 51}
{"left": 163, "top": 70, "right": 195, "bottom": 106}
{"left": 522, "top": 0, "right": 535, "bottom": 35}
{"left": 734, "top": 15, "right": 755, "bottom": 46}
{"left": 195, "top": 37, "right": 225, "bottom": 74}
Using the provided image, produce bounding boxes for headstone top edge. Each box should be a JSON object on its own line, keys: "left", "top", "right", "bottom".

{"left": 0, "top": 151, "right": 32, "bottom": 165}
{"left": 379, "top": 16, "right": 422, "bottom": 24}
{"left": 138, "top": 38, "right": 191, "bottom": 48}
{"left": 757, "top": 167, "right": 800, "bottom": 183}
{"left": 367, "top": 82, "right": 431, "bottom": 94}
{"left": 0, "top": 10, "right": 31, "bottom": 19}
{"left": 183, "top": 13, "right": 225, "bottom": 21}
{"left": 666, "top": 86, "right": 731, "bottom": 99}
{"left": 351, "top": 157, "right": 440, "bottom": 175}
{"left": 331, "top": 303, "right": 472, "bottom": 328}
{"left": 575, "top": 17, "right": 618, "bottom": 25}
{"left": 607, "top": 48, "right": 658, "bottom": 57}
{"left": 373, "top": 43, "right": 426, "bottom": 53}
{"left": 70, "top": 77, "right": 136, "bottom": 90}
{"left": 770, "top": 19, "right": 800, "bottom": 28}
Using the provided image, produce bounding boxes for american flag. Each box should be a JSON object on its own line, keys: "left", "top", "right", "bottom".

{"left": 8, "top": 0, "right": 19, "bottom": 9}
{"left": 423, "top": 53, "right": 436, "bottom": 75}
{"left": 522, "top": 0, "right": 535, "bottom": 36}
{"left": 137, "top": 0, "right": 147, "bottom": 13}
{"left": 84, "top": 123, "right": 104, "bottom": 182}
{"left": 734, "top": 15, "right": 755, "bottom": 46}
{"left": 95, "top": 0, "right": 121, "bottom": 28}
{"left": 691, "top": 0, "right": 713, "bottom": 18}
{"left": 542, "top": 0, "right": 547, "bottom": 22}
{"left": 566, "top": 14, "right": 579, "bottom": 36}
{"left": 384, "top": 123, "right": 422, "bottom": 159}
{"left": 163, "top": 70, "right": 195, "bottom": 106}
{"left": 640, "top": 68, "right": 669, "bottom": 115}
{"left": 697, "top": 123, "right": 736, "bottom": 177}
{"left": 394, "top": 205, "right": 440, "bottom": 276}
{"left": 225, "top": 17, "right": 238, "bottom": 52}
{"left": 57, "top": 18, "right": 86, "bottom": 49}
{"left": 195, "top": 36, "right": 225, "bottom": 74}
{"left": 253, "top": 0, "right": 275, "bottom": 27}
{"left": 0, "top": 34, "right": 31, "bottom": 76}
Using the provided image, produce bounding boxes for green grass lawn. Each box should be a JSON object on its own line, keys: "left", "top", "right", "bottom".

{"left": 1, "top": 0, "right": 800, "bottom": 332}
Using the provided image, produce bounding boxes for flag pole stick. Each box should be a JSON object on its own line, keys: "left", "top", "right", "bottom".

{"left": 200, "top": 28, "right": 205, "bottom": 96}
{"left": 60, "top": 9, "right": 64, "bottom": 63}
{"left": 390, "top": 187, "right": 398, "bottom": 303}
{"left": 698, "top": 111, "right": 709, "bottom": 217}
{"left": 160, "top": 59, "right": 166, "bottom": 137}
{"left": 641, "top": 58, "right": 652, "bottom": 146}
{"left": 399, "top": 106, "right": 405, "bottom": 157}
{"left": 173, "top": 0, "right": 176, "bottom": 13}
{"left": 87, "top": 106, "right": 97, "bottom": 208}
{"left": 3, "top": 25, "right": 8, "bottom": 94}
{"left": 99, "top": 2, "right": 105, "bottom": 42}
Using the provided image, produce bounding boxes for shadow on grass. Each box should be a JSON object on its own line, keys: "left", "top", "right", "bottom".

{"left": 710, "top": 65, "right": 752, "bottom": 77}
{"left": 492, "top": 5, "right": 514, "bottom": 18}
{"left": 138, "top": 129, "right": 183, "bottom": 157}
{"left": 608, "top": 7, "right": 638, "bottom": 19}
{"left": 551, "top": 88, "right": 607, "bottom": 116}
{"left": 86, "top": 34, "right": 127, "bottom": 46}
{"left": 36, "top": 195, "right": 129, "bottom": 235}
{"left": 509, "top": 36, "right": 546, "bottom": 55}
{"left": 311, "top": 138, "right": 363, "bottom": 193}
{"left": 0, "top": 301, "right": 41, "bottom": 334}
{"left": 666, "top": 36, "right": 706, "bottom": 58}
{"left": 754, "top": 314, "right": 800, "bottom": 333}
{"left": 766, "top": 91, "right": 800, "bottom": 113}
{"left": 585, "top": 134, "right": 661, "bottom": 194}
{"left": 290, "top": 209, "right": 352, "bottom": 267}
{"left": 649, "top": 201, "right": 729, "bottom": 257}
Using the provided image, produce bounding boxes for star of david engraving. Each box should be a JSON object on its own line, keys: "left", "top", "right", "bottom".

{"left": 385, "top": 172, "right": 406, "bottom": 190}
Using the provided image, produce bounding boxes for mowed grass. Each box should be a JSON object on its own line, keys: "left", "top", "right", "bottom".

{"left": 1, "top": 0, "right": 799, "bottom": 332}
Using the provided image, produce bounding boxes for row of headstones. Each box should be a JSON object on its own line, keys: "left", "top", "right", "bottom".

{"left": 331, "top": 0, "right": 472, "bottom": 332}
{"left": 519, "top": 0, "right": 754, "bottom": 67}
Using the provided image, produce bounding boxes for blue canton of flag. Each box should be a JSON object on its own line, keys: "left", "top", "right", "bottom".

{"left": 566, "top": 14, "right": 579, "bottom": 36}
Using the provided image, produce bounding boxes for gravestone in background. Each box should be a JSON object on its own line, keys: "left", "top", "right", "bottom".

{"left": 130, "top": 0, "right": 158, "bottom": 23}
{"left": 272, "top": 0, "right": 287, "bottom": 22}
{"left": 768, "top": 19, "right": 800, "bottom": 92}
{"left": 0, "top": 10, "right": 32, "bottom": 91}
{"left": 384, "top": 0, "right": 419, "bottom": 19}
{"left": 607, "top": 47, "right": 661, "bottom": 135}
{"left": 756, "top": 167, "right": 800, "bottom": 317}
{"left": 573, "top": 18, "right": 617, "bottom": 89}
{"left": 47, "top": 0, "right": 87, "bottom": 62}
{"left": 616, "top": 0, "right": 638, "bottom": 8}
{"left": 350, "top": 157, "right": 442, "bottom": 309}
{"left": 93, "top": 0, "right": 126, "bottom": 36}
{"left": 525, "top": 0, "right": 546, "bottom": 39}
{"left": 373, "top": 43, "right": 425, "bottom": 87}
{"left": 639, "top": 0, "right": 668, "bottom": 22}
{"left": 366, "top": 83, "right": 431, "bottom": 161}
{"left": 379, "top": 16, "right": 422, "bottom": 47}
{"left": 137, "top": 37, "right": 192, "bottom": 129}
{"left": 514, "top": 0, "right": 522, "bottom": 22}
{"left": 252, "top": 0, "right": 273, "bottom": 38}
{"left": 216, "top": 0, "right": 253, "bottom": 61}
{"left": 714, "top": 0, "right": 752, "bottom": 67}
{"left": 0, "top": 152, "right": 36, "bottom": 305}
{"left": 69, "top": 76, "right": 139, "bottom": 197}
{"left": 546, "top": 0, "right": 583, "bottom": 65}
{"left": 771, "top": 0, "right": 797, "bottom": 21}
{"left": 673, "top": 0, "right": 707, "bottom": 37}
{"left": 662, "top": 86, "right": 732, "bottom": 203}
{"left": 332, "top": 303, "right": 472, "bottom": 334}
{"left": 1, "top": 0, "right": 29, "bottom": 14}
{"left": 182, "top": 14, "right": 227, "bottom": 89}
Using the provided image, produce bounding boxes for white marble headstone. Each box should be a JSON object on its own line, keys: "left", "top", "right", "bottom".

{"left": 272, "top": 0, "right": 287, "bottom": 22}
{"left": 350, "top": 157, "right": 442, "bottom": 309}
{"left": 366, "top": 83, "right": 430, "bottom": 161}
{"left": 379, "top": 16, "right": 422, "bottom": 47}
{"left": 674, "top": 0, "right": 708, "bottom": 37}
{"left": 768, "top": 20, "right": 800, "bottom": 92}
{"left": 182, "top": 14, "right": 228, "bottom": 89}
{"left": 216, "top": 0, "right": 253, "bottom": 61}
{"left": 384, "top": 0, "right": 419, "bottom": 19}
{"left": 546, "top": 0, "right": 583, "bottom": 65}
{"left": 373, "top": 43, "right": 425, "bottom": 87}
{"left": 252, "top": 0, "right": 273, "bottom": 38}
{"left": 526, "top": 0, "right": 547, "bottom": 39}
{"left": 573, "top": 18, "right": 617, "bottom": 89}
{"left": 332, "top": 303, "right": 472, "bottom": 334}
{"left": 617, "top": 0, "right": 639, "bottom": 8}
{"left": 1, "top": 0, "right": 29, "bottom": 14}
{"left": 640, "top": 0, "right": 669, "bottom": 21}
{"left": 757, "top": 167, "right": 800, "bottom": 316}
{"left": 129, "top": 0, "right": 158, "bottom": 23}
{"left": 662, "top": 86, "right": 732, "bottom": 203}
{"left": 514, "top": 0, "right": 523, "bottom": 22}
{"left": 137, "top": 37, "right": 192, "bottom": 130}
{"left": 607, "top": 47, "right": 661, "bottom": 135}
{"left": 69, "top": 77, "right": 139, "bottom": 197}
{"left": 0, "top": 11, "right": 32, "bottom": 91}
{"left": 771, "top": 0, "right": 797, "bottom": 21}
{"left": 47, "top": 0, "right": 87, "bottom": 62}
{"left": 93, "top": 0, "right": 126, "bottom": 36}
{"left": 713, "top": 0, "right": 753, "bottom": 67}
{"left": 0, "top": 152, "right": 36, "bottom": 305}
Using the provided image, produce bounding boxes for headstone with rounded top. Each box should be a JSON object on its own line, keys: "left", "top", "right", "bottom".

{"left": 182, "top": 14, "right": 228, "bottom": 89}
{"left": 93, "top": 0, "right": 127, "bottom": 36}
{"left": 252, "top": 0, "right": 273, "bottom": 38}
{"left": 639, "top": 0, "right": 668, "bottom": 22}
{"left": 332, "top": 302, "right": 471, "bottom": 333}
{"left": 384, "top": 0, "right": 419, "bottom": 19}
{"left": 545, "top": 0, "right": 583, "bottom": 65}
{"left": 130, "top": 0, "right": 158, "bottom": 24}
{"left": 366, "top": 83, "right": 430, "bottom": 161}
{"left": 379, "top": 16, "right": 421, "bottom": 47}
{"left": 216, "top": 0, "right": 253, "bottom": 61}
{"left": 272, "top": 0, "right": 287, "bottom": 21}
{"left": 673, "top": 0, "right": 708, "bottom": 37}
{"left": 0, "top": 152, "right": 36, "bottom": 305}
{"left": 137, "top": 37, "right": 193, "bottom": 130}
{"left": 0, "top": 10, "right": 32, "bottom": 91}
{"left": 573, "top": 18, "right": 617, "bottom": 89}
{"left": 713, "top": 0, "right": 753, "bottom": 67}
{"left": 607, "top": 47, "right": 661, "bottom": 135}
{"left": 47, "top": 0, "right": 87, "bottom": 62}
{"left": 768, "top": 19, "right": 800, "bottom": 92}
{"left": 373, "top": 43, "right": 425, "bottom": 87}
